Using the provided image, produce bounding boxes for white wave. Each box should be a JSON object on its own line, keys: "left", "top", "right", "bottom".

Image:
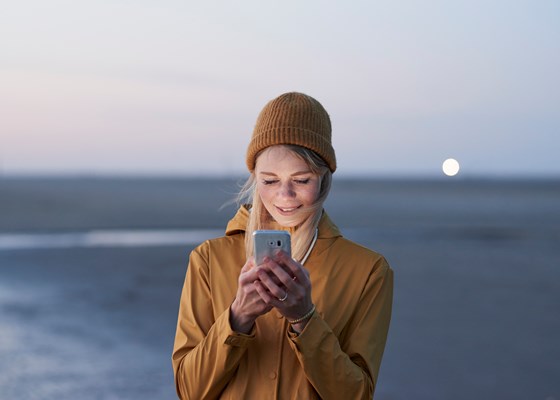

{"left": 0, "top": 229, "right": 223, "bottom": 250}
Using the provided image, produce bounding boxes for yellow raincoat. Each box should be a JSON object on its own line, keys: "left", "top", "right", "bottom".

{"left": 173, "top": 206, "right": 393, "bottom": 399}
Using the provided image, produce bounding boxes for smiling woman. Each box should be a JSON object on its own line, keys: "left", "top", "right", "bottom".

{"left": 172, "top": 92, "right": 393, "bottom": 399}
{"left": 255, "top": 146, "right": 321, "bottom": 228}
{"left": 250, "top": 144, "right": 332, "bottom": 261}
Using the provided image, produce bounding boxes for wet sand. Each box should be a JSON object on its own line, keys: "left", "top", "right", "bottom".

{"left": 1, "top": 177, "right": 559, "bottom": 399}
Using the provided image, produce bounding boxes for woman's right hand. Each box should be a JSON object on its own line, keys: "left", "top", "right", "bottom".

{"left": 230, "top": 257, "right": 273, "bottom": 334}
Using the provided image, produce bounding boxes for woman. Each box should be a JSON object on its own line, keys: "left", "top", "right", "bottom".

{"left": 172, "top": 92, "right": 393, "bottom": 399}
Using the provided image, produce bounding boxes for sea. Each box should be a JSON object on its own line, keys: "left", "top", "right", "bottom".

{"left": 0, "top": 176, "right": 559, "bottom": 400}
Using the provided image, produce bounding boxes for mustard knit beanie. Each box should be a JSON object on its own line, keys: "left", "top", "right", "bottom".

{"left": 246, "top": 92, "right": 337, "bottom": 172}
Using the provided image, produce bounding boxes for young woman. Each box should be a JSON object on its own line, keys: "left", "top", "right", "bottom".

{"left": 172, "top": 92, "right": 393, "bottom": 399}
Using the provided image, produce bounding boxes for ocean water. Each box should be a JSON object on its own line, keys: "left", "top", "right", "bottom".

{"left": 0, "top": 177, "right": 559, "bottom": 400}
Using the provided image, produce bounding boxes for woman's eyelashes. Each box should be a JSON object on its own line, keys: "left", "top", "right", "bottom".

{"left": 262, "top": 178, "right": 311, "bottom": 185}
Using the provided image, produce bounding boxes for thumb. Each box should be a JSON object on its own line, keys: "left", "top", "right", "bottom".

{"left": 241, "top": 256, "right": 256, "bottom": 273}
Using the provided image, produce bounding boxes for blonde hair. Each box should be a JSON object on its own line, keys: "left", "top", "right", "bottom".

{"left": 238, "top": 145, "right": 332, "bottom": 261}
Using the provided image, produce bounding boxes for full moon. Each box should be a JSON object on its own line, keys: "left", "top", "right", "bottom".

{"left": 442, "top": 158, "right": 460, "bottom": 176}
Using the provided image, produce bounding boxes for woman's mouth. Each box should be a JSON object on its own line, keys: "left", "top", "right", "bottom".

{"left": 276, "top": 205, "right": 301, "bottom": 214}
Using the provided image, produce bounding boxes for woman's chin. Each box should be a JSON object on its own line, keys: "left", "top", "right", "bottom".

{"left": 271, "top": 214, "right": 303, "bottom": 228}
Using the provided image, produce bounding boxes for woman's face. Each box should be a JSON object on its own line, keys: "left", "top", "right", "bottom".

{"left": 255, "top": 146, "right": 321, "bottom": 228}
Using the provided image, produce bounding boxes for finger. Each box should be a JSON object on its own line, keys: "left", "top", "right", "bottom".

{"left": 261, "top": 259, "right": 299, "bottom": 291}
{"left": 253, "top": 279, "right": 275, "bottom": 304}
{"left": 239, "top": 257, "right": 255, "bottom": 279}
{"left": 239, "top": 266, "right": 262, "bottom": 286}
{"left": 256, "top": 268, "right": 286, "bottom": 299}
{"left": 274, "top": 251, "right": 309, "bottom": 283}
{"left": 244, "top": 256, "right": 256, "bottom": 271}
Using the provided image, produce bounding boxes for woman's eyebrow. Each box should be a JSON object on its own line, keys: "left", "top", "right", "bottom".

{"left": 258, "top": 170, "right": 312, "bottom": 176}
{"left": 291, "top": 170, "right": 312, "bottom": 176}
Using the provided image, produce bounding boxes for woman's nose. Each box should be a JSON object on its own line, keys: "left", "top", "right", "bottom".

{"left": 279, "top": 181, "right": 296, "bottom": 198}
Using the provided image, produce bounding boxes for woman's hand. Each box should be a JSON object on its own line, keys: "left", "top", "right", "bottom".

{"left": 230, "top": 257, "right": 273, "bottom": 334}
{"left": 253, "top": 251, "right": 314, "bottom": 332}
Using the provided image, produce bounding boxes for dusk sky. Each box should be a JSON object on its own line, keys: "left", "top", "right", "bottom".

{"left": 1, "top": 0, "right": 559, "bottom": 177}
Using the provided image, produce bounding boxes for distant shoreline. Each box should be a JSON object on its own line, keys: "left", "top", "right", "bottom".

{"left": 1, "top": 174, "right": 559, "bottom": 183}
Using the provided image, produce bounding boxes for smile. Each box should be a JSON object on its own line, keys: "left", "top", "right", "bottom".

{"left": 276, "top": 205, "right": 301, "bottom": 213}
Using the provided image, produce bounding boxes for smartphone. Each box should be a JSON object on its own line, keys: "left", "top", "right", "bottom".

{"left": 253, "top": 230, "right": 291, "bottom": 265}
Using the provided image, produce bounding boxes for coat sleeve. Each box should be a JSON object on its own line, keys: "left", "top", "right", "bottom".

{"left": 172, "top": 243, "right": 255, "bottom": 400}
{"left": 287, "top": 257, "right": 393, "bottom": 400}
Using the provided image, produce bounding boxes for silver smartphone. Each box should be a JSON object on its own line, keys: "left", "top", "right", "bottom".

{"left": 253, "top": 230, "right": 291, "bottom": 265}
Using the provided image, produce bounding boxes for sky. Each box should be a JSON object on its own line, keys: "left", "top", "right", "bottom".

{"left": 1, "top": 0, "right": 559, "bottom": 177}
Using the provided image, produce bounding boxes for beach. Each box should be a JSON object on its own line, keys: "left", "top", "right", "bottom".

{"left": 0, "top": 177, "right": 559, "bottom": 400}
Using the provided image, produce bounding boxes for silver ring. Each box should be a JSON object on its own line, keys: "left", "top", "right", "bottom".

{"left": 278, "top": 291, "right": 288, "bottom": 302}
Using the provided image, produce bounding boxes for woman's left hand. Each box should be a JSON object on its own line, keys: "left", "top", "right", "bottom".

{"left": 253, "top": 251, "right": 314, "bottom": 329}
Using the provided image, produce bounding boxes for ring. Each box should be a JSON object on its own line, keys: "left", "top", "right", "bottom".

{"left": 278, "top": 291, "right": 288, "bottom": 302}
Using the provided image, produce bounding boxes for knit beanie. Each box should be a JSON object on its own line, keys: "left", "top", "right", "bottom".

{"left": 246, "top": 92, "right": 337, "bottom": 172}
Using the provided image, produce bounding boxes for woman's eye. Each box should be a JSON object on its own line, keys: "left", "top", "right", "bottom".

{"left": 263, "top": 180, "right": 278, "bottom": 185}
{"left": 294, "top": 179, "right": 310, "bottom": 184}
